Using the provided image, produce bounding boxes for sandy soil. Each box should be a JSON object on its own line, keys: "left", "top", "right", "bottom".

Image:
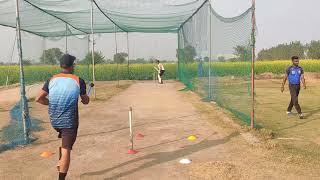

{"left": 0, "top": 81, "right": 319, "bottom": 180}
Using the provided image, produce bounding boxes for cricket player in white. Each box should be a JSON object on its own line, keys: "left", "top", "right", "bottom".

{"left": 154, "top": 60, "right": 165, "bottom": 84}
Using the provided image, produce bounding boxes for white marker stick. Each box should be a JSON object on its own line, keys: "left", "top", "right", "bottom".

{"left": 87, "top": 83, "right": 95, "bottom": 96}
{"left": 129, "top": 107, "right": 133, "bottom": 150}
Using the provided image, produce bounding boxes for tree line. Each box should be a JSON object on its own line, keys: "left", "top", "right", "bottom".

{"left": 258, "top": 40, "right": 320, "bottom": 60}
{"left": 176, "top": 40, "right": 320, "bottom": 63}
{"left": 0, "top": 48, "right": 174, "bottom": 65}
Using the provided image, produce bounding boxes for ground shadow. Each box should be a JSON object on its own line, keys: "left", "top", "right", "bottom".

{"left": 303, "top": 108, "right": 320, "bottom": 119}
{"left": 275, "top": 108, "right": 320, "bottom": 132}
{"left": 80, "top": 132, "right": 238, "bottom": 179}
{"left": 33, "top": 113, "right": 200, "bottom": 146}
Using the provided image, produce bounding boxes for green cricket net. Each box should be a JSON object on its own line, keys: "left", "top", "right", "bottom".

{"left": 0, "top": 0, "right": 255, "bottom": 149}
{"left": 0, "top": 29, "right": 90, "bottom": 150}
{"left": 178, "top": 1, "right": 254, "bottom": 125}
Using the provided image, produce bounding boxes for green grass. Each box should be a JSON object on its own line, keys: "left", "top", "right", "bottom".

{"left": 0, "top": 63, "right": 177, "bottom": 86}
{"left": 2, "top": 60, "right": 320, "bottom": 86}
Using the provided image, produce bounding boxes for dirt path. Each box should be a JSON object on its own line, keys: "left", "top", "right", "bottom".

{"left": 0, "top": 84, "right": 42, "bottom": 130}
{"left": 0, "top": 81, "right": 319, "bottom": 180}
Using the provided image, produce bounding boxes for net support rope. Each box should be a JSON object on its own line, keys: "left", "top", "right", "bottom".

{"left": 178, "top": 0, "right": 209, "bottom": 31}
{"left": 92, "top": 0, "right": 127, "bottom": 32}
{"left": 23, "top": 0, "right": 88, "bottom": 34}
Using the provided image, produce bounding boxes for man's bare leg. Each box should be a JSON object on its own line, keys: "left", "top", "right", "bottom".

{"left": 158, "top": 74, "right": 162, "bottom": 84}
{"left": 58, "top": 148, "right": 71, "bottom": 180}
{"left": 57, "top": 147, "right": 62, "bottom": 171}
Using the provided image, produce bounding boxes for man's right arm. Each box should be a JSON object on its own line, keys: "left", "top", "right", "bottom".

{"left": 281, "top": 68, "right": 289, "bottom": 92}
{"left": 81, "top": 95, "right": 90, "bottom": 105}
{"left": 36, "top": 90, "right": 49, "bottom": 105}
{"left": 36, "top": 80, "right": 49, "bottom": 105}
{"left": 80, "top": 78, "right": 90, "bottom": 105}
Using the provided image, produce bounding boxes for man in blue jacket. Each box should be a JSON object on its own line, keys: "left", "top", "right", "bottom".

{"left": 36, "top": 54, "right": 90, "bottom": 180}
{"left": 281, "top": 56, "right": 306, "bottom": 119}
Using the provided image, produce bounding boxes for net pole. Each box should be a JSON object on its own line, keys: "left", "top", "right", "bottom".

{"left": 90, "top": 0, "right": 96, "bottom": 99}
{"left": 65, "top": 24, "right": 68, "bottom": 54}
{"left": 177, "top": 31, "right": 180, "bottom": 80}
{"left": 126, "top": 32, "right": 130, "bottom": 80}
{"left": 87, "top": 35, "right": 90, "bottom": 81}
{"left": 251, "top": 0, "right": 256, "bottom": 129}
{"left": 15, "top": 0, "right": 30, "bottom": 144}
{"left": 208, "top": 2, "right": 212, "bottom": 100}
{"left": 114, "top": 25, "right": 119, "bottom": 87}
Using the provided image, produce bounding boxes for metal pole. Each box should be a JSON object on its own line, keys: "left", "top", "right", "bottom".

{"left": 177, "top": 31, "right": 180, "bottom": 80}
{"left": 87, "top": 35, "right": 90, "bottom": 80}
{"left": 90, "top": 0, "right": 96, "bottom": 99}
{"left": 251, "top": 0, "right": 256, "bottom": 129}
{"left": 114, "top": 25, "right": 119, "bottom": 87}
{"left": 127, "top": 32, "right": 130, "bottom": 80}
{"left": 208, "top": 2, "right": 212, "bottom": 100}
{"left": 65, "top": 24, "right": 68, "bottom": 54}
{"left": 15, "top": 0, "right": 30, "bottom": 144}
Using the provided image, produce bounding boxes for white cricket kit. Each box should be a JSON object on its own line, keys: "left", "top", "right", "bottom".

{"left": 158, "top": 63, "right": 165, "bottom": 70}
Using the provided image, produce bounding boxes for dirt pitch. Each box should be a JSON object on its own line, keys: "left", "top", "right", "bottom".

{"left": 0, "top": 81, "right": 319, "bottom": 180}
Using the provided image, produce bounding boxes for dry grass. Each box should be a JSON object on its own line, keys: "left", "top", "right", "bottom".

{"left": 92, "top": 80, "right": 133, "bottom": 102}
{"left": 182, "top": 76, "right": 320, "bottom": 168}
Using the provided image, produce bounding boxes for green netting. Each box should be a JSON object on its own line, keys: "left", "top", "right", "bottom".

{"left": 0, "top": 0, "right": 255, "bottom": 149}
{"left": 178, "top": 1, "right": 254, "bottom": 125}
{"left": 0, "top": 0, "right": 208, "bottom": 36}
{"left": 0, "top": 29, "right": 91, "bottom": 150}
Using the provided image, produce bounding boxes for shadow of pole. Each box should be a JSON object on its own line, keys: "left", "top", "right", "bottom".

{"left": 80, "top": 132, "right": 239, "bottom": 179}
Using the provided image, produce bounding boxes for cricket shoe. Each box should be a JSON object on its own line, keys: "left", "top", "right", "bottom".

{"left": 299, "top": 113, "right": 305, "bottom": 119}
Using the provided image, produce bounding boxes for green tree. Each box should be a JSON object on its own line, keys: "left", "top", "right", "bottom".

{"left": 217, "top": 56, "right": 225, "bottom": 62}
{"left": 79, "top": 51, "right": 105, "bottom": 65}
{"left": 176, "top": 45, "right": 197, "bottom": 63}
{"left": 23, "top": 59, "right": 32, "bottom": 65}
{"left": 135, "top": 58, "right": 146, "bottom": 64}
{"left": 184, "top": 45, "right": 196, "bottom": 63}
{"left": 257, "top": 41, "right": 305, "bottom": 60}
{"left": 40, "top": 48, "right": 63, "bottom": 65}
{"left": 306, "top": 40, "right": 320, "bottom": 59}
{"left": 233, "top": 45, "right": 251, "bottom": 61}
{"left": 114, "top": 52, "right": 128, "bottom": 64}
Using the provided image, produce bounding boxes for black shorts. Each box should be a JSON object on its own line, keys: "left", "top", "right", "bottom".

{"left": 159, "top": 70, "right": 165, "bottom": 76}
{"left": 55, "top": 128, "right": 78, "bottom": 150}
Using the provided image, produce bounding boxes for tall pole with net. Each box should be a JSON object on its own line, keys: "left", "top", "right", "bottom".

{"left": 65, "top": 24, "right": 68, "bottom": 54}
{"left": 127, "top": 32, "right": 130, "bottom": 80}
{"left": 15, "top": 0, "right": 30, "bottom": 144}
{"left": 114, "top": 24, "right": 119, "bottom": 87}
{"left": 208, "top": 2, "right": 212, "bottom": 100}
{"left": 90, "top": 0, "right": 96, "bottom": 99}
{"left": 251, "top": 0, "right": 256, "bottom": 129}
